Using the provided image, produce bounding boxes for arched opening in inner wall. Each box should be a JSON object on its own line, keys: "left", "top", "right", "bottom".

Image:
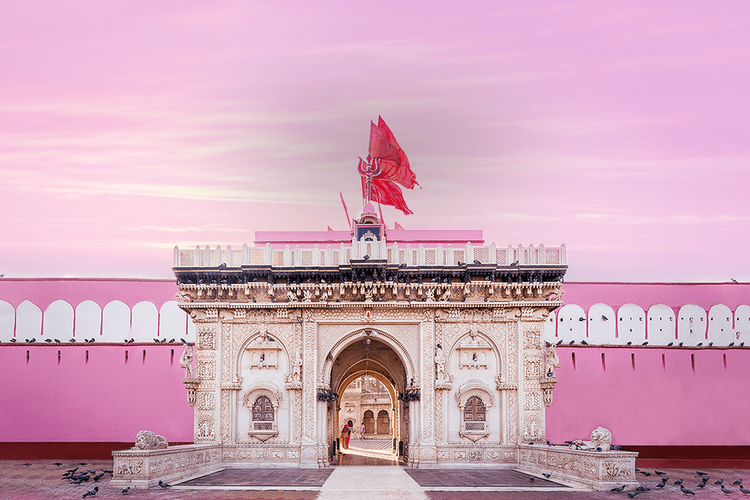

{"left": 327, "top": 332, "right": 408, "bottom": 464}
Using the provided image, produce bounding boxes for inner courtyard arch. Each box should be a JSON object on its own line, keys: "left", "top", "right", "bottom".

{"left": 326, "top": 333, "right": 409, "bottom": 463}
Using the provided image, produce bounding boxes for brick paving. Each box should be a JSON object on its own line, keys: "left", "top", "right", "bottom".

{"left": 179, "top": 468, "right": 333, "bottom": 488}
{"left": 405, "top": 469, "right": 567, "bottom": 489}
{"left": 1, "top": 459, "right": 748, "bottom": 499}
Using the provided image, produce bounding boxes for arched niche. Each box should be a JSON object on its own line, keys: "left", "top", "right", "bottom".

{"left": 587, "top": 303, "right": 616, "bottom": 345}
{"left": 160, "top": 301, "right": 191, "bottom": 342}
{"left": 75, "top": 301, "right": 101, "bottom": 340}
{"left": 242, "top": 381, "right": 282, "bottom": 442}
{"left": 321, "top": 328, "right": 415, "bottom": 391}
{"left": 235, "top": 331, "right": 291, "bottom": 444}
{"left": 102, "top": 300, "right": 131, "bottom": 342}
{"left": 707, "top": 304, "right": 734, "bottom": 345}
{"left": 16, "top": 301, "right": 42, "bottom": 339}
{"left": 42, "top": 300, "right": 73, "bottom": 340}
{"left": 0, "top": 300, "right": 16, "bottom": 339}
{"left": 131, "top": 301, "right": 158, "bottom": 342}
{"left": 677, "top": 304, "right": 707, "bottom": 346}
{"left": 616, "top": 304, "right": 645, "bottom": 345}
{"left": 447, "top": 329, "right": 502, "bottom": 384}
{"left": 455, "top": 379, "right": 494, "bottom": 442}
{"left": 647, "top": 304, "right": 676, "bottom": 345}
{"left": 556, "top": 304, "right": 586, "bottom": 343}
{"left": 735, "top": 305, "right": 750, "bottom": 345}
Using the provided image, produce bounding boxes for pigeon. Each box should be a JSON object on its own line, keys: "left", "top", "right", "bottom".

{"left": 528, "top": 476, "right": 535, "bottom": 481}
{"left": 93, "top": 473, "right": 104, "bottom": 481}
{"left": 703, "top": 478, "right": 709, "bottom": 484}
{"left": 681, "top": 486, "right": 695, "bottom": 495}
{"left": 578, "top": 317, "right": 585, "bottom": 322}
{"left": 709, "top": 342, "right": 713, "bottom": 347}
{"left": 153, "top": 338, "right": 160, "bottom": 343}
{"left": 641, "top": 471, "right": 652, "bottom": 476}
{"left": 581, "top": 340, "right": 588, "bottom": 345}
{"left": 697, "top": 483, "right": 705, "bottom": 488}
{"left": 740, "top": 485, "right": 750, "bottom": 494}
{"left": 53, "top": 462, "right": 62, "bottom": 466}
{"left": 569, "top": 340, "right": 575, "bottom": 345}
{"left": 697, "top": 342, "right": 703, "bottom": 347}
{"left": 54, "top": 339, "right": 61, "bottom": 343}
{"left": 642, "top": 341, "right": 648, "bottom": 346}
{"left": 169, "top": 338, "right": 175, "bottom": 343}
{"left": 556, "top": 340, "right": 563, "bottom": 345}
{"left": 716, "top": 479, "right": 725, "bottom": 485}
{"left": 45, "top": 338, "right": 53, "bottom": 343}
{"left": 657, "top": 482, "right": 666, "bottom": 488}
{"left": 628, "top": 493, "right": 639, "bottom": 499}
{"left": 9, "top": 338, "right": 16, "bottom": 343}
{"left": 612, "top": 445, "right": 623, "bottom": 450}
{"left": 101, "top": 469, "right": 113, "bottom": 474}
{"left": 158, "top": 480, "right": 171, "bottom": 488}
{"left": 510, "top": 260, "right": 519, "bottom": 266}
{"left": 181, "top": 338, "right": 187, "bottom": 344}
{"left": 602, "top": 315, "right": 609, "bottom": 321}
{"left": 730, "top": 342, "right": 735, "bottom": 346}
{"left": 25, "top": 338, "right": 36, "bottom": 343}
{"left": 636, "top": 486, "right": 650, "bottom": 491}
{"left": 679, "top": 342, "right": 684, "bottom": 346}
{"left": 655, "top": 470, "right": 667, "bottom": 475}
{"left": 82, "top": 486, "right": 99, "bottom": 498}
{"left": 121, "top": 486, "right": 130, "bottom": 494}
{"left": 611, "top": 485, "right": 626, "bottom": 492}
{"left": 668, "top": 342, "right": 674, "bottom": 346}
{"left": 77, "top": 462, "right": 87, "bottom": 466}
{"left": 22, "top": 463, "right": 32, "bottom": 466}
{"left": 542, "top": 473, "right": 551, "bottom": 478}
{"left": 627, "top": 341, "right": 632, "bottom": 345}
{"left": 675, "top": 479, "right": 684, "bottom": 485}
{"left": 697, "top": 471, "right": 708, "bottom": 476}
{"left": 722, "top": 486, "right": 733, "bottom": 494}
{"left": 546, "top": 440, "right": 554, "bottom": 446}
{"left": 734, "top": 480, "right": 744, "bottom": 485}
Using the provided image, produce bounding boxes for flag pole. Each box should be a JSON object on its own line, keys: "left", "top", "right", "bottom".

{"left": 340, "top": 192, "right": 351, "bottom": 230}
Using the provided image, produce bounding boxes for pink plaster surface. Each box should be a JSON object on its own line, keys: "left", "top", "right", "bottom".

{"left": 0, "top": 345, "right": 193, "bottom": 443}
{"left": 562, "top": 282, "right": 750, "bottom": 312}
{"left": 546, "top": 346, "right": 750, "bottom": 446}
{"left": 0, "top": 278, "right": 178, "bottom": 310}
{"left": 254, "top": 229, "right": 484, "bottom": 248}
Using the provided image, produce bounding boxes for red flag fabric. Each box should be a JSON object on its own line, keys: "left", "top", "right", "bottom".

{"left": 369, "top": 116, "right": 419, "bottom": 190}
{"left": 361, "top": 177, "right": 413, "bottom": 215}
{"left": 394, "top": 221, "right": 404, "bottom": 230}
{"left": 327, "top": 226, "right": 333, "bottom": 231}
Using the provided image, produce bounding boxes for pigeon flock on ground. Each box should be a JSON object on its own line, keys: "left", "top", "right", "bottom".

{"left": 609, "top": 469, "right": 748, "bottom": 496}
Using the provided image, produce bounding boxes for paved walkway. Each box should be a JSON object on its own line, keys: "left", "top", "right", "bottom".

{"left": 1, "top": 459, "right": 748, "bottom": 499}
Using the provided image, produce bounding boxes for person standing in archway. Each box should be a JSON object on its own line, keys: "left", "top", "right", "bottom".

{"left": 361, "top": 422, "right": 366, "bottom": 440}
{"left": 340, "top": 424, "right": 351, "bottom": 449}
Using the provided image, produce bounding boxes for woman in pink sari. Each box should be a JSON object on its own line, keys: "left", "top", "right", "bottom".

{"left": 340, "top": 424, "right": 351, "bottom": 449}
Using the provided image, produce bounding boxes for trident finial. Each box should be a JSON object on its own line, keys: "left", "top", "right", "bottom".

{"left": 357, "top": 154, "right": 382, "bottom": 205}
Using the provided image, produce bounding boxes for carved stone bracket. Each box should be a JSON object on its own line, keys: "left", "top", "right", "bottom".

{"left": 540, "top": 376, "right": 557, "bottom": 407}
{"left": 434, "top": 376, "right": 453, "bottom": 391}
{"left": 183, "top": 377, "right": 200, "bottom": 407}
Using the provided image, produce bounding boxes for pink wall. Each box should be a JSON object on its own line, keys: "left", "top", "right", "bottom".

{"left": 0, "top": 344, "right": 193, "bottom": 443}
{"left": 0, "top": 278, "right": 178, "bottom": 310}
{"left": 562, "top": 282, "right": 750, "bottom": 312}
{"left": 546, "top": 346, "right": 750, "bottom": 446}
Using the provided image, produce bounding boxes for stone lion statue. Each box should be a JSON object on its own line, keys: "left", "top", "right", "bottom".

{"left": 569, "top": 426, "right": 612, "bottom": 451}
{"left": 133, "top": 430, "right": 168, "bottom": 450}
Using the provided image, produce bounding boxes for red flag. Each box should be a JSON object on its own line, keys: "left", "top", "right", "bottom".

{"left": 369, "top": 116, "right": 419, "bottom": 189}
{"left": 327, "top": 226, "right": 333, "bottom": 231}
{"left": 362, "top": 177, "right": 414, "bottom": 215}
{"left": 394, "top": 221, "right": 404, "bottom": 230}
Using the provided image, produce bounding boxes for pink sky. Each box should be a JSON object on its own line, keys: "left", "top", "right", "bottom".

{"left": 2, "top": 1, "right": 749, "bottom": 282}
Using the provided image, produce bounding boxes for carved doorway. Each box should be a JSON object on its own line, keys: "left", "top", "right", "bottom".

{"left": 327, "top": 334, "right": 408, "bottom": 465}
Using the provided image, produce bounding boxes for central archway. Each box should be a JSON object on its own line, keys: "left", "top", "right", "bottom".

{"left": 326, "top": 331, "right": 410, "bottom": 465}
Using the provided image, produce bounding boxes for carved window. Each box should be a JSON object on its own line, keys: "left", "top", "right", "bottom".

{"left": 252, "top": 396, "right": 274, "bottom": 430}
{"left": 463, "top": 396, "right": 486, "bottom": 431}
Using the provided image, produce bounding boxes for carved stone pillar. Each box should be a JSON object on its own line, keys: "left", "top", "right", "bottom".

{"left": 300, "top": 309, "right": 318, "bottom": 466}
{"left": 419, "top": 310, "right": 436, "bottom": 464}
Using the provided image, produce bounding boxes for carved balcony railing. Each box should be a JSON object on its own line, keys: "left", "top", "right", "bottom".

{"left": 173, "top": 241, "right": 566, "bottom": 269}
